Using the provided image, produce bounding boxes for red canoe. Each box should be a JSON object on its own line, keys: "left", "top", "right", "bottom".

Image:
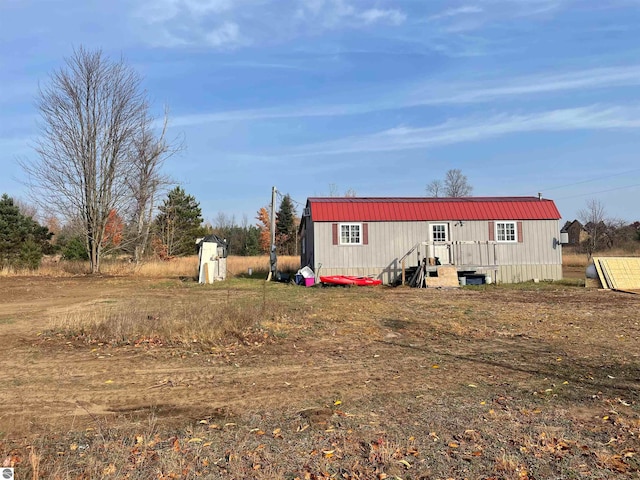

{"left": 320, "top": 275, "right": 382, "bottom": 286}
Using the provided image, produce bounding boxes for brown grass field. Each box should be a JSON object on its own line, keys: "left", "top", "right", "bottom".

{"left": 0, "top": 255, "right": 301, "bottom": 278}
{"left": 0, "top": 257, "right": 639, "bottom": 479}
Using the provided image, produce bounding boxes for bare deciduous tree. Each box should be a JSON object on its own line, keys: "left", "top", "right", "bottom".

{"left": 328, "top": 184, "right": 357, "bottom": 197}
{"left": 578, "top": 198, "right": 606, "bottom": 257}
{"left": 21, "top": 47, "right": 174, "bottom": 273}
{"left": 426, "top": 179, "right": 443, "bottom": 197}
{"left": 426, "top": 169, "right": 472, "bottom": 197}
{"left": 444, "top": 169, "right": 473, "bottom": 197}
{"left": 213, "top": 212, "right": 236, "bottom": 231}
{"left": 126, "top": 112, "right": 176, "bottom": 264}
{"left": 14, "top": 198, "right": 39, "bottom": 220}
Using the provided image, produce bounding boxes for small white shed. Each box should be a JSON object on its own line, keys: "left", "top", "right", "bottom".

{"left": 197, "top": 235, "right": 228, "bottom": 284}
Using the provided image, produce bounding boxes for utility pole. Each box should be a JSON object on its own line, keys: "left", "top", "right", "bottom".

{"left": 271, "top": 186, "right": 277, "bottom": 248}
{"left": 268, "top": 186, "right": 277, "bottom": 281}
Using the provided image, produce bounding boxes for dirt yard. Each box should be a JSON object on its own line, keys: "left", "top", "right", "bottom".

{"left": 0, "top": 276, "right": 638, "bottom": 479}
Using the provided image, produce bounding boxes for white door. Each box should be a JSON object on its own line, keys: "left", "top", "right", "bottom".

{"left": 430, "top": 223, "right": 450, "bottom": 264}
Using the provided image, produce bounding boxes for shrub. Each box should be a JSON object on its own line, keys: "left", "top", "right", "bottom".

{"left": 61, "top": 236, "right": 89, "bottom": 261}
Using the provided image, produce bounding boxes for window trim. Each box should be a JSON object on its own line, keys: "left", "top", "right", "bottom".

{"left": 339, "top": 222, "right": 362, "bottom": 245}
{"left": 495, "top": 220, "right": 518, "bottom": 243}
{"left": 430, "top": 223, "right": 449, "bottom": 243}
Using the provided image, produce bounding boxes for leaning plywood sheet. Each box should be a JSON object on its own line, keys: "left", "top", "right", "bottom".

{"left": 596, "top": 257, "right": 640, "bottom": 292}
{"left": 591, "top": 257, "right": 610, "bottom": 289}
{"left": 598, "top": 259, "right": 616, "bottom": 289}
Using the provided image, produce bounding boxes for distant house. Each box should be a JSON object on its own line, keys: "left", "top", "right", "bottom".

{"left": 299, "top": 196, "right": 564, "bottom": 284}
{"left": 561, "top": 219, "right": 589, "bottom": 246}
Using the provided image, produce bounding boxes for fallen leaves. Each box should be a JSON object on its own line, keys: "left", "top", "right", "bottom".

{"left": 322, "top": 449, "right": 334, "bottom": 458}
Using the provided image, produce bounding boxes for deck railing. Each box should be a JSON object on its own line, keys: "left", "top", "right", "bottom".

{"left": 399, "top": 241, "right": 498, "bottom": 284}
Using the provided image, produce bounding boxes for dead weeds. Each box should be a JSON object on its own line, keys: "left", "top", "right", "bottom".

{"left": 0, "top": 277, "right": 638, "bottom": 479}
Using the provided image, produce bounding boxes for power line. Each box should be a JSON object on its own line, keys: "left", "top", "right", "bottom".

{"left": 555, "top": 182, "right": 640, "bottom": 200}
{"left": 275, "top": 190, "right": 306, "bottom": 210}
{"left": 540, "top": 168, "right": 640, "bottom": 192}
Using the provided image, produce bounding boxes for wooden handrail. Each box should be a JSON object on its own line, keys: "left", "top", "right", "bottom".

{"left": 399, "top": 242, "right": 421, "bottom": 263}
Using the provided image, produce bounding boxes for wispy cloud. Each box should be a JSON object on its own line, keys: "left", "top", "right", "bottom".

{"left": 358, "top": 8, "right": 406, "bottom": 25}
{"left": 133, "top": 0, "right": 407, "bottom": 48}
{"left": 205, "top": 22, "right": 242, "bottom": 48}
{"left": 428, "top": 5, "right": 483, "bottom": 21}
{"left": 410, "top": 65, "right": 640, "bottom": 104}
{"left": 134, "top": 0, "right": 247, "bottom": 48}
{"left": 167, "top": 64, "right": 640, "bottom": 126}
{"left": 294, "top": 1, "right": 406, "bottom": 27}
{"left": 281, "top": 105, "right": 640, "bottom": 156}
{"left": 512, "top": 0, "right": 565, "bottom": 18}
{"left": 424, "top": 0, "right": 568, "bottom": 35}
{"left": 167, "top": 103, "right": 375, "bottom": 128}
{"left": 218, "top": 61, "right": 309, "bottom": 71}
{"left": 138, "top": 0, "right": 235, "bottom": 23}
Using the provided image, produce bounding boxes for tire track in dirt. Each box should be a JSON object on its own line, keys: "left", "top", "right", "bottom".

{"left": 0, "top": 328, "right": 449, "bottom": 433}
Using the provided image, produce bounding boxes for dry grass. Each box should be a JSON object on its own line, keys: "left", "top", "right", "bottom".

{"left": 225, "top": 255, "right": 300, "bottom": 276}
{"left": 105, "top": 256, "right": 199, "bottom": 277}
{"left": 563, "top": 251, "right": 591, "bottom": 267}
{"left": 0, "top": 262, "right": 77, "bottom": 277}
{"left": 563, "top": 247, "right": 640, "bottom": 267}
{"left": 0, "top": 255, "right": 300, "bottom": 278}
{"left": 48, "top": 296, "right": 271, "bottom": 348}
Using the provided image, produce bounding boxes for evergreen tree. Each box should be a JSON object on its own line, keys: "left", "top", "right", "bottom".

{"left": 276, "top": 194, "right": 297, "bottom": 255}
{"left": 211, "top": 223, "right": 262, "bottom": 256}
{"left": 61, "top": 236, "right": 89, "bottom": 260}
{"left": 244, "top": 225, "right": 261, "bottom": 256}
{"left": 0, "top": 194, "right": 53, "bottom": 269}
{"left": 154, "top": 187, "right": 206, "bottom": 257}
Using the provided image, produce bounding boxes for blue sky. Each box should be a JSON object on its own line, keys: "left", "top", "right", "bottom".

{"left": 2, "top": 0, "right": 640, "bottom": 224}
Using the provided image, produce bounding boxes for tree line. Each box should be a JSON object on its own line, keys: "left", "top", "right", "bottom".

{"left": 0, "top": 185, "right": 300, "bottom": 270}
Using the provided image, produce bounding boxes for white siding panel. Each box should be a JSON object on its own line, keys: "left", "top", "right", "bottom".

{"left": 497, "top": 264, "right": 562, "bottom": 283}
{"left": 314, "top": 221, "right": 431, "bottom": 283}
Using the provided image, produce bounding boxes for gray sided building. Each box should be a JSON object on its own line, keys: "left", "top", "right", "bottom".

{"left": 299, "top": 197, "right": 564, "bottom": 285}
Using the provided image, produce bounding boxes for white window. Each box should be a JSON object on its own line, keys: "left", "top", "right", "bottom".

{"left": 340, "top": 223, "right": 361, "bottom": 245}
{"left": 431, "top": 224, "right": 448, "bottom": 242}
{"left": 496, "top": 221, "right": 517, "bottom": 242}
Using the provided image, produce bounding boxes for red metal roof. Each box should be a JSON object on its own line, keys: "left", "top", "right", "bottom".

{"left": 307, "top": 197, "right": 561, "bottom": 222}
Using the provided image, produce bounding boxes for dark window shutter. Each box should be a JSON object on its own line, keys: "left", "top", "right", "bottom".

{"left": 362, "top": 223, "right": 369, "bottom": 245}
{"left": 517, "top": 221, "right": 524, "bottom": 243}
{"left": 488, "top": 221, "right": 495, "bottom": 241}
{"left": 332, "top": 223, "right": 338, "bottom": 245}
